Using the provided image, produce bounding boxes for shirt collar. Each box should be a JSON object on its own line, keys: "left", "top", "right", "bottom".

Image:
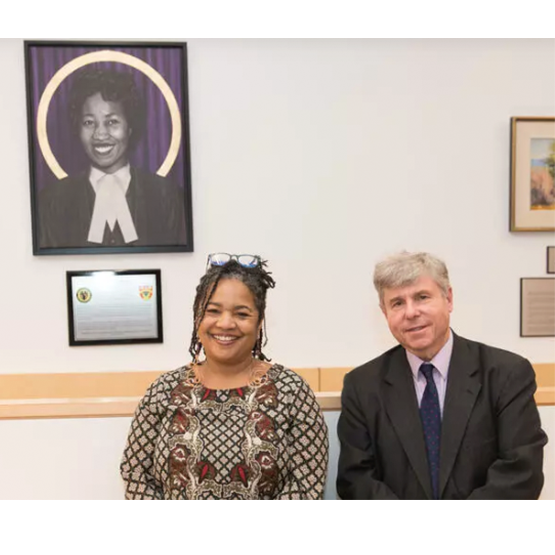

{"left": 89, "top": 164, "right": 131, "bottom": 193}
{"left": 406, "top": 328, "right": 453, "bottom": 381}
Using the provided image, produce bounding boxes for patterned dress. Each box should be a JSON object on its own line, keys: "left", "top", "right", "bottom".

{"left": 121, "top": 364, "right": 329, "bottom": 499}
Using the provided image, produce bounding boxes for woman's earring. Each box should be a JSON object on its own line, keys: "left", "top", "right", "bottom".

{"left": 193, "top": 338, "right": 203, "bottom": 365}
{"left": 253, "top": 329, "right": 263, "bottom": 359}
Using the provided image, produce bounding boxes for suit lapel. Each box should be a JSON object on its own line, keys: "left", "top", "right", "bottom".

{"left": 127, "top": 168, "right": 148, "bottom": 240}
{"left": 438, "top": 334, "right": 481, "bottom": 498}
{"left": 126, "top": 167, "right": 139, "bottom": 214}
{"left": 383, "top": 349, "right": 433, "bottom": 499}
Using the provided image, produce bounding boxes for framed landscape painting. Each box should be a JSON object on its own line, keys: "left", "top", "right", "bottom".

{"left": 510, "top": 117, "right": 555, "bottom": 232}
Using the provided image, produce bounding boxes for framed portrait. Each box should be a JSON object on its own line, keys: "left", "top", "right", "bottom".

{"left": 548, "top": 246, "right": 555, "bottom": 274}
{"left": 520, "top": 277, "right": 555, "bottom": 337}
{"left": 510, "top": 117, "right": 555, "bottom": 232}
{"left": 25, "top": 41, "right": 194, "bottom": 255}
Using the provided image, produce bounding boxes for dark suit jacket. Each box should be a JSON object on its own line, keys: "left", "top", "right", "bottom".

{"left": 38, "top": 167, "right": 187, "bottom": 248}
{"left": 337, "top": 333, "right": 548, "bottom": 499}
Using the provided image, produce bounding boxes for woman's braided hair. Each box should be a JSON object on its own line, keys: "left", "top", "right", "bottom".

{"left": 189, "top": 258, "right": 276, "bottom": 363}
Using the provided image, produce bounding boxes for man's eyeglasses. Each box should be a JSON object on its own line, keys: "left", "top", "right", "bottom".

{"left": 206, "top": 253, "right": 261, "bottom": 270}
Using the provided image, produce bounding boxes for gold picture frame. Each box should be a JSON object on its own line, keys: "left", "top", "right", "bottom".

{"left": 510, "top": 117, "right": 555, "bottom": 232}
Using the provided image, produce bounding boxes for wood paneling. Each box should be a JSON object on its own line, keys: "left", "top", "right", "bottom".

{"left": 0, "top": 371, "right": 163, "bottom": 400}
{"left": 317, "top": 362, "right": 555, "bottom": 406}
{"left": 534, "top": 363, "right": 555, "bottom": 387}
{"left": 0, "top": 397, "right": 141, "bottom": 419}
{"left": 294, "top": 367, "right": 320, "bottom": 392}
{"left": 0, "top": 362, "right": 552, "bottom": 419}
{"left": 319, "top": 367, "right": 350, "bottom": 392}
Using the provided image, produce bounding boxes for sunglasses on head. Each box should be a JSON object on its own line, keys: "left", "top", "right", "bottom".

{"left": 206, "top": 253, "right": 261, "bottom": 270}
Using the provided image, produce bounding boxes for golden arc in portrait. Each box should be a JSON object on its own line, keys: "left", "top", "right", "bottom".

{"left": 36, "top": 50, "right": 182, "bottom": 179}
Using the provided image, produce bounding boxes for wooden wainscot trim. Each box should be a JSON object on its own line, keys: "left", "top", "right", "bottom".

{"left": 533, "top": 363, "right": 554, "bottom": 387}
{"left": 0, "top": 368, "right": 322, "bottom": 420}
{"left": 0, "top": 397, "right": 142, "bottom": 420}
{"left": 0, "top": 371, "right": 164, "bottom": 400}
{"left": 319, "top": 367, "right": 351, "bottom": 392}
{"left": 535, "top": 387, "right": 555, "bottom": 406}
{"left": 317, "top": 362, "right": 555, "bottom": 406}
{"left": 0, "top": 393, "right": 343, "bottom": 420}
{"left": 315, "top": 392, "right": 341, "bottom": 411}
{"left": 533, "top": 363, "right": 555, "bottom": 406}
{"left": 0, "top": 362, "right": 552, "bottom": 420}
{"left": 294, "top": 368, "right": 320, "bottom": 392}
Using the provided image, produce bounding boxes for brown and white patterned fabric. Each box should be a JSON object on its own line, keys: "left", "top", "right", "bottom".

{"left": 121, "top": 364, "right": 329, "bottom": 499}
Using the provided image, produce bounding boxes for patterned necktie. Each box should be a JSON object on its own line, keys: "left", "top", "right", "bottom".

{"left": 419, "top": 363, "right": 441, "bottom": 499}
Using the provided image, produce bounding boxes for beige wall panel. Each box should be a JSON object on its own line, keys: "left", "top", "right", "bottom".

{"left": 0, "top": 363, "right": 552, "bottom": 419}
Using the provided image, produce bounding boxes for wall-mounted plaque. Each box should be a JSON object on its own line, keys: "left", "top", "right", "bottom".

{"left": 547, "top": 246, "right": 555, "bottom": 274}
{"left": 520, "top": 277, "right": 555, "bottom": 337}
{"left": 67, "top": 269, "right": 163, "bottom": 346}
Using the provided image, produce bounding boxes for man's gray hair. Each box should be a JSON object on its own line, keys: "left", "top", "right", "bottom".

{"left": 373, "top": 251, "right": 451, "bottom": 305}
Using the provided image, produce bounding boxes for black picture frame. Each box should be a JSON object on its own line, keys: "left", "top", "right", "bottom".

{"left": 520, "top": 277, "right": 555, "bottom": 337}
{"left": 66, "top": 269, "right": 163, "bottom": 346}
{"left": 548, "top": 246, "right": 555, "bottom": 274}
{"left": 25, "top": 41, "right": 194, "bottom": 255}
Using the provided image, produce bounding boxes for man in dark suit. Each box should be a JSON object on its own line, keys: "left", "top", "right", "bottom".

{"left": 337, "top": 251, "right": 547, "bottom": 499}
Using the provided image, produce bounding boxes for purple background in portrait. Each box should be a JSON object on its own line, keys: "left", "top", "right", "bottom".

{"left": 28, "top": 44, "right": 187, "bottom": 192}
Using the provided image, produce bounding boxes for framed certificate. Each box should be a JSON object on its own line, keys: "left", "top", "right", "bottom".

{"left": 520, "top": 277, "right": 555, "bottom": 337}
{"left": 548, "top": 246, "right": 555, "bottom": 274}
{"left": 66, "top": 269, "right": 163, "bottom": 346}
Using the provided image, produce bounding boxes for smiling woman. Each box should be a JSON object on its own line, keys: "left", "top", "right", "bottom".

{"left": 37, "top": 67, "right": 187, "bottom": 249}
{"left": 196, "top": 279, "right": 263, "bottom": 384}
{"left": 79, "top": 92, "right": 131, "bottom": 174}
{"left": 120, "top": 255, "right": 329, "bottom": 499}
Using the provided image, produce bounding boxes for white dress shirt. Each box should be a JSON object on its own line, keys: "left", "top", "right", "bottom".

{"left": 405, "top": 329, "right": 454, "bottom": 417}
{"left": 87, "top": 165, "right": 138, "bottom": 244}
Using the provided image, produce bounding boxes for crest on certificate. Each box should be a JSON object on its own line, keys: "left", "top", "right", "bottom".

{"left": 76, "top": 288, "right": 92, "bottom": 303}
{"left": 139, "top": 286, "right": 153, "bottom": 300}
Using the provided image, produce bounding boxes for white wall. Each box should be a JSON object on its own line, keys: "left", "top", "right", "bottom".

{"left": 0, "top": 39, "right": 553, "bottom": 499}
